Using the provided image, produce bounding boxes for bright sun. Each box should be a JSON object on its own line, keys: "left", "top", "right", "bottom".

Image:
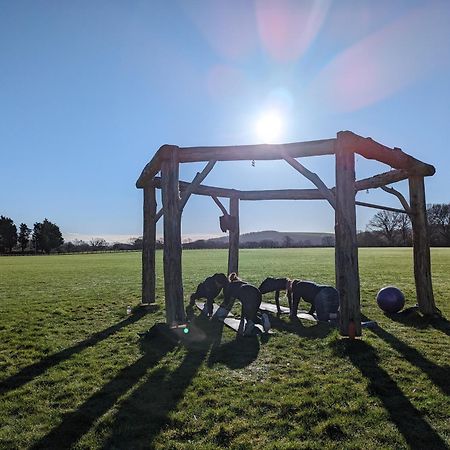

{"left": 254, "top": 109, "right": 284, "bottom": 143}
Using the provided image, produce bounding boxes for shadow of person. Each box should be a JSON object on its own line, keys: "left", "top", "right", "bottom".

{"left": 268, "top": 314, "right": 333, "bottom": 339}
{"left": 331, "top": 339, "right": 447, "bottom": 449}
{"left": 207, "top": 334, "right": 260, "bottom": 369}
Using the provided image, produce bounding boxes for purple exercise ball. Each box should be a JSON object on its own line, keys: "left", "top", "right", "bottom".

{"left": 376, "top": 286, "right": 405, "bottom": 313}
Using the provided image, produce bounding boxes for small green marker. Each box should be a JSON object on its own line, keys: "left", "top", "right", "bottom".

{"left": 183, "top": 327, "right": 189, "bottom": 334}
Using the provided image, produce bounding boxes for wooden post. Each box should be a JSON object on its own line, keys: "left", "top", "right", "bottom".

{"left": 408, "top": 176, "right": 439, "bottom": 316}
{"left": 228, "top": 197, "right": 239, "bottom": 275}
{"left": 161, "top": 146, "right": 186, "bottom": 325}
{"left": 335, "top": 132, "right": 361, "bottom": 336}
{"left": 142, "top": 185, "right": 156, "bottom": 304}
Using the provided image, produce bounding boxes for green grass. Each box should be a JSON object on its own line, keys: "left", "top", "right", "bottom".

{"left": 0, "top": 249, "right": 449, "bottom": 449}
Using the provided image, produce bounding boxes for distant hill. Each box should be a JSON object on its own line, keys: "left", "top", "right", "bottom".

{"left": 203, "top": 230, "right": 334, "bottom": 246}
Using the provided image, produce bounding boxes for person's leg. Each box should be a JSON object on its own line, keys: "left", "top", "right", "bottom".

{"left": 275, "top": 290, "right": 281, "bottom": 314}
{"left": 206, "top": 296, "right": 214, "bottom": 317}
{"left": 290, "top": 292, "right": 300, "bottom": 318}
{"left": 189, "top": 291, "right": 198, "bottom": 306}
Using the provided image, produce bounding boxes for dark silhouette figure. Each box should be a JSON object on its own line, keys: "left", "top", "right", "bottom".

{"left": 223, "top": 273, "right": 269, "bottom": 335}
{"left": 189, "top": 273, "right": 228, "bottom": 316}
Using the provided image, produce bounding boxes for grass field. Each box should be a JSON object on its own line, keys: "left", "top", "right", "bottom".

{"left": 0, "top": 248, "right": 449, "bottom": 449}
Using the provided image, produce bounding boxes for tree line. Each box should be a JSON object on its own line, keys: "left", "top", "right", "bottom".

{"left": 358, "top": 203, "right": 450, "bottom": 247}
{"left": 0, "top": 217, "right": 63, "bottom": 254}
{"left": 0, "top": 216, "right": 149, "bottom": 255}
{"left": 1, "top": 203, "right": 449, "bottom": 254}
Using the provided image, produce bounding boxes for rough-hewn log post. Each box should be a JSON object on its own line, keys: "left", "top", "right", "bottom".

{"left": 335, "top": 132, "right": 361, "bottom": 336}
{"left": 142, "top": 185, "right": 156, "bottom": 303}
{"left": 228, "top": 197, "right": 239, "bottom": 275}
{"left": 161, "top": 146, "right": 186, "bottom": 325}
{"left": 408, "top": 176, "right": 439, "bottom": 316}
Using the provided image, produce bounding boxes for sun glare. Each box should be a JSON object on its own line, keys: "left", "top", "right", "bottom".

{"left": 254, "top": 109, "right": 284, "bottom": 143}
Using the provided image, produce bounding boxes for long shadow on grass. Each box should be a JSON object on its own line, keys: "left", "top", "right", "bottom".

{"left": 31, "top": 321, "right": 177, "bottom": 450}
{"left": 385, "top": 309, "right": 450, "bottom": 337}
{"left": 268, "top": 314, "right": 332, "bottom": 339}
{"left": 363, "top": 316, "right": 450, "bottom": 396}
{"left": 207, "top": 334, "right": 260, "bottom": 369}
{"left": 100, "top": 317, "right": 236, "bottom": 449}
{"left": 0, "top": 307, "right": 152, "bottom": 395}
{"left": 429, "top": 316, "right": 450, "bottom": 336}
{"left": 332, "top": 340, "right": 447, "bottom": 449}
{"left": 32, "top": 314, "right": 258, "bottom": 449}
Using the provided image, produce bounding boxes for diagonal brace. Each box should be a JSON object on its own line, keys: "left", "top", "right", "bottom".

{"left": 283, "top": 154, "right": 336, "bottom": 209}
{"left": 211, "top": 196, "right": 228, "bottom": 216}
{"left": 155, "top": 160, "right": 217, "bottom": 222}
{"left": 381, "top": 185, "right": 411, "bottom": 215}
{"left": 180, "top": 160, "right": 217, "bottom": 211}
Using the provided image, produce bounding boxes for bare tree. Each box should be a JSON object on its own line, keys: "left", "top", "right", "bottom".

{"left": 367, "top": 210, "right": 402, "bottom": 245}
{"left": 396, "top": 213, "right": 412, "bottom": 246}
{"left": 90, "top": 237, "right": 107, "bottom": 251}
{"left": 427, "top": 203, "right": 450, "bottom": 246}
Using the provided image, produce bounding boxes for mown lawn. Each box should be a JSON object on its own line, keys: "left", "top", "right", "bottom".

{"left": 0, "top": 248, "right": 449, "bottom": 449}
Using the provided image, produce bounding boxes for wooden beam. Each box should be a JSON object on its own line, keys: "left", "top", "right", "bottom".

{"left": 153, "top": 177, "right": 328, "bottom": 200}
{"left": 152, "top": 169, "right": 413, "bottom": 203}
{"left": 138, "top": 132, "right": 435, "bottom": 189}
{"left": 179, "top": 160, "right": 217, "bottom": 211}
{"left": 283, "top": 154, "right": 336, "bottom": 208}
{"left": 136, "top": 145, "right": 174, "bottom": 188}
{"left": 380, "top": 186, "right": 411, "bottom": 214}
{"left": 228, "top": 198, "right": 239, "bottom": 275}
{"left": 355, "top": 201, "right": 407, "bottom": 214}
{"left": 161, "top": 146, "right": 185, "bottom": 325}
{"left": 408, "top": 176, "right": 439, "bottom": 316}
{"left": 335, "top": 131, "right": 361, "bottom": 337}
{"left": 178, "top": 138, "right": 336, "bottom": 163}
{"left": 211, "top": 196, "right": 228, "bottom": 216}
{"left": 355, "top": 169, "right": 409, "bottom": 191}
{"left": 340, "top": 131, "right": 435, "bottom": 176}
{"left": 152, "top": 177, "right": 239, "bottom": 198}
{"left": 239, "top": 189, "right": 325, "bottom": 200}
{"left": 142, "top": 185, "right": 156, "bottom": 304}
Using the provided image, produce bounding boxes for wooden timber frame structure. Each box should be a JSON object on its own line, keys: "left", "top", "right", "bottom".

{"left": 136, "top": 130, "right": 440, "bottom": 337}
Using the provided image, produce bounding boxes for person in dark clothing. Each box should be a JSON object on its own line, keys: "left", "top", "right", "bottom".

{"left": 189, "top": 273, "right": 228, "bottom": 317}
{"left": 259, "top": 277, "right": 339, "bottom": 321}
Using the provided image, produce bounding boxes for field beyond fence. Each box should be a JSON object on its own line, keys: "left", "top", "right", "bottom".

{"left": 0, "top": 248, "right": 449, "bottom": 449}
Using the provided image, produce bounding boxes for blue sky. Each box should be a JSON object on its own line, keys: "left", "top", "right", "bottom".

{"left": 1, "top": 0, "right": 450, "bottom": 242}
